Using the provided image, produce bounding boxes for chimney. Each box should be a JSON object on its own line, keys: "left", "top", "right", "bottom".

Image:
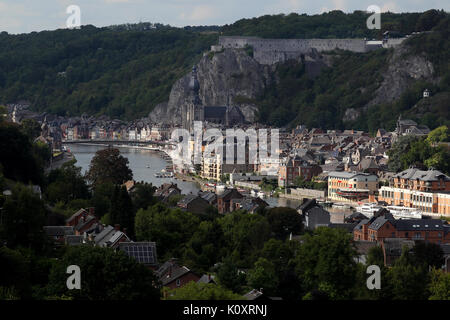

{"left": 88, "top": 207, "right": 95, "bottom": 216}
{"left": 259, "top": 288, "right": 263, "bottom": 293}
{"left": 114, "top": 224, "right": 121, "bottom": 231}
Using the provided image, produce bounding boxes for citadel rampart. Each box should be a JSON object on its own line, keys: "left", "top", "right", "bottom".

{"left": 214, "top": 36, "right": 406, "bottom": 65}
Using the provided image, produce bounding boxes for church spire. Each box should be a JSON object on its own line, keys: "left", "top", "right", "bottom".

{"left": 189, "top": 65, "right": 200, "bottom": 94}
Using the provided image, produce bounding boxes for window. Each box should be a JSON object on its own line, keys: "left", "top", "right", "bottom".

{"left": 176, "top": 279, "right": 181, "bottom": 287}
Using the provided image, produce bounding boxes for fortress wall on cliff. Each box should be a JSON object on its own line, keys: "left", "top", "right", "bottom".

{"left": 218, "top": 36, "right": 373, "bottom": 64}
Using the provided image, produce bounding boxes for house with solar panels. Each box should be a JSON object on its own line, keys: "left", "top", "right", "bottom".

{"left": 119, "top": 242, "right": 159, "bottom": 270}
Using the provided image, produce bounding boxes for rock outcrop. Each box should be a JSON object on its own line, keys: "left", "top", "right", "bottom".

{"left": 149, "top": 49, "right": 274, "bottom": 125}
{"left": 368, "top": 43, "right": 435, "bottom": 107}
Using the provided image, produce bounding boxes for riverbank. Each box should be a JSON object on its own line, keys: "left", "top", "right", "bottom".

{"left": 65, "top": 143, "right": 200, "bottom": 194}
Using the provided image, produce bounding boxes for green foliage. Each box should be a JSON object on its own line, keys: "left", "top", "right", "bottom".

{"left": 222, "top": 11, "right": 435, "bottom": 39}
{"left": 46, "top": 245, "right": 160, "bottom": 300}
{"left": 90, "top": 182, "right": 115, "bottom": 218}
{"left": 183, "top": 220, "right": 227, "bottom": 274}
{"left": 0, "top": 122, "right": 44, "bottom": 184}
{"left": 294, "top": 227, "right": 358, "bottom": 299}
{"left": 428, "top": 269, "right": 450, "bottom": 300}
{"left": 387, "top": 133, "right": 450, "bottom": 174}
{"left": 247, "top": 257, "right": 279, "bottom": 295}
{"left": 0, "top": 184, "right": 48, "bottom": 249}
{"left": 256, "top": 49, "right": 389, "bottom": 130}
{"left": 216, "top": 256, "right": 247, "bottom": 294}
{"left": 0, "top": 246, "right": 31, "bottom": 298}
{"left": 86, "top": 147, "right": 132, "bottom": 187}
{"left": 45, "top": 160, "right": 90, "bottom": 205}
{"left": 426, "top": 125, "right": 449, "bottom": 144}
{"left": 294, "top": 176, "right": 327, "bottom": 190}
{"left": 109, "top": 185, "right": 135, "bottom": 237}
{"left": 265, "top": 207, "right": 304, "bottom": 240}
{"left": 383, "top": 248, "right": 430, "bottom": 300}
{"left": 164, "top": 281, "right": 242, "bottom": 300}
{"left": 20, "top": 119, "right": 42, "bottom": 141}
{"left": 0, "top": 26, "right": 217, "bottom": 120}
{"left": 130, "top": 182, "right": 156, "bottom": 211}
{"left": 410, "top": 242, "right": 444, "bottom": 270}
{"left": 218, "top": 211, "right": 271, "bottom": 267}
{"left": 135, "top": 203, "right": 200, "bottom": 260}
{"left": 260, "top": 177, "right": 277, "bottom": 191}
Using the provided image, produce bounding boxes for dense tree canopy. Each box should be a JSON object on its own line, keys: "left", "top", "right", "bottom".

{"left": 86, "top": 147, "right": 132, "bottom": 186}
{"left": 47, "top": 246, "right": 160, "bottom": 300}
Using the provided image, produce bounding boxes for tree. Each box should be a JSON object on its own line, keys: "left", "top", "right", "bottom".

{"left": 1, "top": 184, "right": 48, "bottom": 249}
{"left": 20, "top": 119, "right": 42, "bottom": 141}
{"left": 428, "top": 269, "right": 450, "bottom": 300}
{"left": 411, "top": 242, "right": 444, "bottom": 269}
{"left": 426, "top": 125, "right": 449, "bottom": 144}
{"left": 46, "top": 160, "right": 90, "bottom": 205}
{"left": 47, "top": 246, "right": 160, "bottom": 300}
{"left": 247, "top": 258, "right": 279, "bottom": 296}
{"left": 218, "top": 211, "right": 271, "bottom": 267}
{"left": 183, "top": 220, "right": 227, "bottom": 273}
{"left": 90, "top": 182, "right": 115, "bottom": 218}
{"left": 0, "top": 122, "right": 42, "bottom": 184}
{"left": 0, "top": 247, "right": 31, "bottom": 299}
{"left": 164, "top": 281, "right": 242, "bottom": 300}
{"left": 294, "top": 227, "right": 358, "bottom": 299}
{"left": 216, "top": 256, "right": 247, "bottom": 294}
{"left": 266, "top": 207, "right": 304, "bottom": 240}
{"left": 109, "top": 185, "right": 135, "bottom": 237}
{"left": 131, "top": 182, "right": 156, "bottom": 211}
{"left": 135, "top": 203, "right": 200, "bottom": 259}
{"left": 86, "top": 147, "right": 132, "bottom": 187}
{"left": 383, "top": 247, "right": 430, "bottom": 300}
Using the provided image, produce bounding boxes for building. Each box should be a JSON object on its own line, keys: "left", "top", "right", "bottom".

{"left": 378, "top": 168, "right": 450, "bottom": 215}
{"left": 297, "top": 199, "right": 329, "bottom": 230}
{"left": 394, "top": 115, "right": 430, "bottom": 137}
{"left": 380, "top": 238, "right": 415, "bottom": 266}
{"left": 278, "top": 156, "right": 322, "bottom": 187}
{"left": 177, "top": 194, "right": 211, "bottom": 214}
{"left": 118, "top": 242, "right": 158, "bottom": 269}
{"left": 353, "top": 214, "right": 450, "bottom": 245}
{"left": 217, "top": 189, "right": 244, "bottom": 214}
{"left": 181, "top": 65, "right": 245, "bottom": 132}
{"left": 156, "top": 259, "right": 200, "bottom": 289}
{"left": 154, "top": 183, "right": 182, "bottom": 202}
{"left": 327, "top": 171, "right": 379, "bottom": 203}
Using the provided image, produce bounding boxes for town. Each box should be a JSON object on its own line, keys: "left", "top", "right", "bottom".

{"left": 0, "top": 7, "right": 449, "bottom": 304}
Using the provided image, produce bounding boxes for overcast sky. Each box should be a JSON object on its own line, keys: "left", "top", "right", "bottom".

{"left": 0, "top": 0, "right": 448, "bottom": 34}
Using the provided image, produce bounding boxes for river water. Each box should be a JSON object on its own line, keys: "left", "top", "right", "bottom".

{"left": 66, "top": 144, "right": 200, "bottom": 195}
{"left": 66, "top": 144, "right": 353, "bottom": 219}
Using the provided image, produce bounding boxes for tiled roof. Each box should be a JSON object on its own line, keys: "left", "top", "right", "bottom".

{"left": 394, "top": 168, "right": 450, "bottom": 182}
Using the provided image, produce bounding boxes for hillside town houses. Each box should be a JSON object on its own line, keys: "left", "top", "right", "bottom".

{"left": 12, "top": 96, "right": 447, "bottom": 274}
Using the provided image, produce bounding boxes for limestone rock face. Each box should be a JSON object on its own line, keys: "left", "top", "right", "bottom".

{"left": 368, "top": 43, "right": 435, "bottom": 107}
{"left": 149, "top": 49, "right": 275, "bottom": 125}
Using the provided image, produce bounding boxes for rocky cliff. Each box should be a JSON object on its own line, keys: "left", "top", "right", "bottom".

{"left": 148, "top": 47, "right": 330, "bottom": 125}
{"left": 343, "top": 42, "right": 437, "bottom": 123}
{"left": 150, "top": 41, "right": 439, "bottom": 127}
{"left": 149, "top": 49, "right": 274, "bottom": 124}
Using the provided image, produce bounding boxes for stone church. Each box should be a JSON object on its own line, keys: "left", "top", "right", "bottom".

{"left": 182, "top": 65, "right": 245, "bottom": 132}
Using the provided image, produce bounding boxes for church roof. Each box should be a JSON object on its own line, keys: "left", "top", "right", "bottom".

{"left": 204, "top": 106, "right": 227, "bottom": 119}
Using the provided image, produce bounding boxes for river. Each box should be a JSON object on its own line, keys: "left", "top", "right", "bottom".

{"left": 66, "top": 144, "right": 200, "bottom": 195}
{"left": 66, "top": 144, "right": 353, "bottom": 220}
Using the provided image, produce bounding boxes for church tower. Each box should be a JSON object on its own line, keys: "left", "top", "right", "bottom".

{"left": 183, "top": 65, "right": 203, "bottom": 132}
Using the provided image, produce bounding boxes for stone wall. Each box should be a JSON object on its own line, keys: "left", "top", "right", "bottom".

{"left": 218, "top": 36, "right": 372, "bottom": 65}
